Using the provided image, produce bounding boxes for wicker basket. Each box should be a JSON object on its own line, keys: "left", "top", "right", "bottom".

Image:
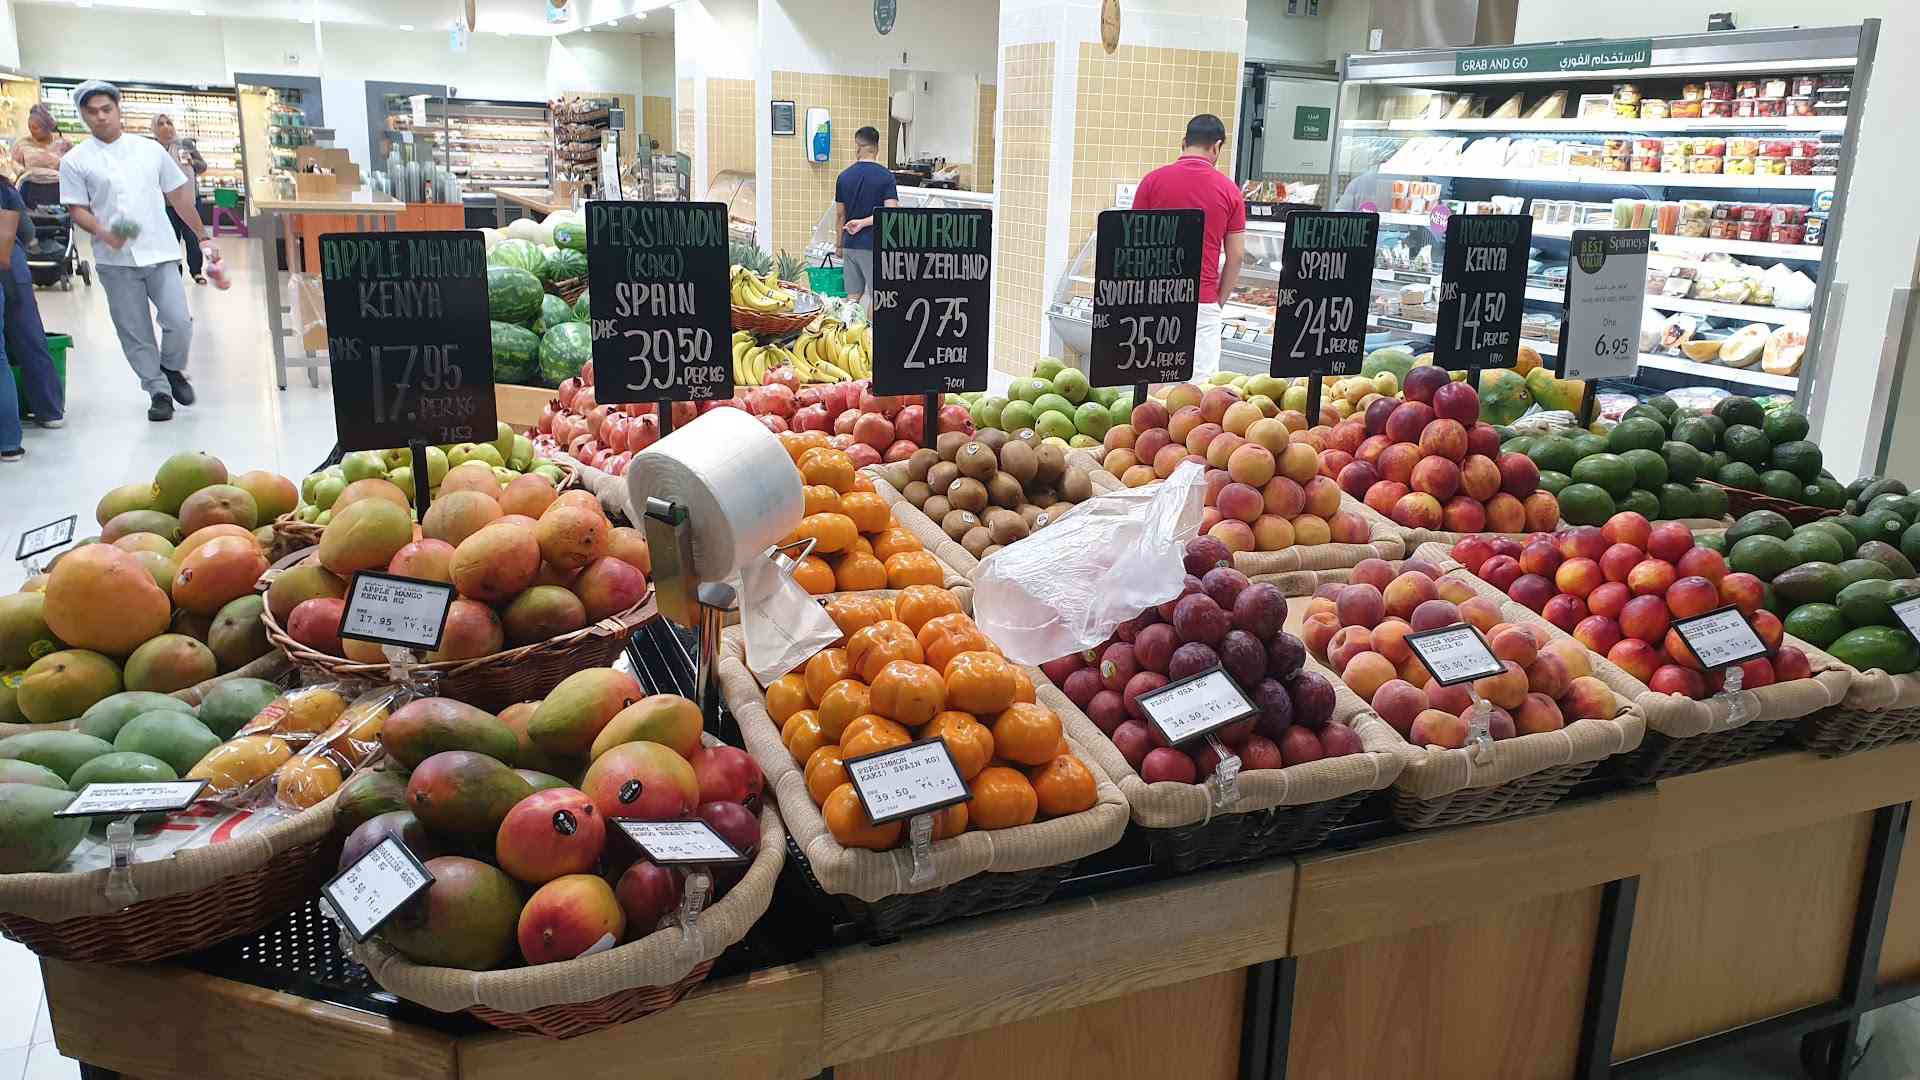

{"left": 1791, "top": 649, "right": 1920, "bottom": 757}
{"left": 732, "top": 282, "right": 819, "bottom": 336}
{"left": 267, "top": 512, "right": 324, "bottom": 562}
{"left": 1614, "top": 722, "right": 1794, "bottom": 784}
{"left": 785, "top": 833, "right": 1078, "bottom": 939}
{"left": 549, "top": 275, "right": 587, "bottom": 305}
{"left": 262, "top": 586, "right": 658, "bottom": 713}
{"left": 1706, "top": 480, "right": 1839, "bottom": 525}
{"left": 0, "top": 795, "right": 338, "bottom": 963}
{"left": 1139, "top": 792, "right": 1373, "bottom": 873}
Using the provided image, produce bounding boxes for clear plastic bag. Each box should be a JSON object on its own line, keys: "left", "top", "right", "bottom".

{"left": 269, "top": 683, "right": 412, "bottom": 813}
{"left": 973, "top": 460, "right": 1206, "bottom": 665}
{"left": 740, "top": 542, "right": 842, "bottom": 684}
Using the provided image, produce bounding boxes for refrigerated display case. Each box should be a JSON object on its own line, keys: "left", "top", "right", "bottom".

{"left": 1327, "top": 23, "right": 1876, "bottom": 403}
{"left": 806, "top": 186, "right": 994, "bottom": 266}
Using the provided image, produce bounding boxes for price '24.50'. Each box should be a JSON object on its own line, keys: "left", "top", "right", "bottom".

{"left": 366, "top": 343, "right": 462, "bottom": 424}
{"left": 902, "top": 296, "right": 970, "bottom": 369}
{"left": 1286, "top": 296, "right": 1354, "bottom": 360}
{"left": 1114, "top": 314, "right": 1185, "bottom": 371}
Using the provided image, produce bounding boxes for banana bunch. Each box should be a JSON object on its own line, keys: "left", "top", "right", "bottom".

{"left": 733, "top": 333, "right": 799, "bottom": 386}
{"left": 790, "top": 316, "right": 872, "bottom": 382}
{"left": 730, "top": 265, "right": 797, "bottom": 313}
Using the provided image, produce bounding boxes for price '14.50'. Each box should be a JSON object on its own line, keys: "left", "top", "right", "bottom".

{"left": 1286, "top": 296, "right": 1355, "bottom": 361}
{"left": 1453, "top": 291, "right": 1508, "bottom": 353}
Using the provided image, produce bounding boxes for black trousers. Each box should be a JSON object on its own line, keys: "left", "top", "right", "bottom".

{"left": 167, "top": 204, "right": 202, "bottom": 277}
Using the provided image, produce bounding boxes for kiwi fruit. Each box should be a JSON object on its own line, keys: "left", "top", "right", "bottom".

{"left": 961, "top": 526, "right": 994, "bottom": 558}
{"left": 1026, "top": 484, "right": 1057, "bottom": 507}
{"left": 875, "top": 462, "right": 910, "bottom": 491}
{"left": 947, "top": 477, "right": 989, "bottom": 514}
{"left": 1009, "top": 428, "right": 1041, "bottom": 450}
{"left": 907, "top": 447, "right": 940, "bottom": 482}
{"left": 986, "top": 472, "right": 1024, "bottom": 509}
{"left": 1019, "top": 504, "right": 1049, "bottom": 530}
{"left": 1046, "top": 502, "right": 1075, "bottom": 523}
{"left": 987, "top": 508, "right": 1029, "bottom": 546}
{"left": 923, "top": 495, "right": 952, "bottom": 521}
{"left": 974, "top": 428, "right": 1010, "bottom": 455}
{"left": 982, "top": 544, "right": 1003, "bottom": 558}
{"left": 927, "top": 461, "right": 960, "bottom": 495}
{"left": 1034, "top": 443, "right": 1068, "bottom": 486}
{"left": 998, "top": 440, "right": 1038, "bottom": 486}
{"left": 955, "top": 441, "right": 998, "bottom": 481}
{"left": 942, "top": 508, "right": 981, "bottom": 541}
{"left": 1059, "top": 467, "right": 1093, "bottom": 504}
{"left": 936, "top": 431, "right": 969, "bottom": 461}
{"left": 903, "top": 480, "right": 932, "bottom": 508}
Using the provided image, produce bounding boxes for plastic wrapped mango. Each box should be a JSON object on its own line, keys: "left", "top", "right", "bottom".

{"left": 187, "top": 734, "right": 294, "bottom": 797}
{"left": 268, "top": 684, "right": 411, "bottom": 813}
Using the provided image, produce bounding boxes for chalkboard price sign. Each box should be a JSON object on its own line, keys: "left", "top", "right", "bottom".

{"left": 1270, "top": 210, "right": 1378, "bottom": 379}
{"left": 871, "top": 206, "right": 992, "bottom": 396}
{"left": 1435, "top": 213, "right": 1531, "bottom": 371}
{"left": 585, "top": 201, "right": 733, "bottom": 404}
{"left": 321, "top": 230, "right": 496, "bottom": 452}
{"left": 1089, "top": 208, "right": 1203, "bottom": 388}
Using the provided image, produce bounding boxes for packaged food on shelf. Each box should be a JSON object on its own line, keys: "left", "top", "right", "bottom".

{"left": 1686, "top": 100, "right": 1717, "bottom": 118}
{"left": 1793, "top": 75, "right": 1821, "bottom": 97}
{"left": 1642, "top": 99, "right": 1670, "bottom": 119}
{"left": 1736, "top": 80, "right": 1762, "bottom": 99}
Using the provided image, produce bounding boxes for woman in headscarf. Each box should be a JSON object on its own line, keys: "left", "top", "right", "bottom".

{"left": 11, "top": 103, "right": 71, "bottom": 205}
{"left": 0, "top": 165, "right": 64, "bottom": 458}
{"left": 152, "top": 113, "right": 209, "bottom": 283}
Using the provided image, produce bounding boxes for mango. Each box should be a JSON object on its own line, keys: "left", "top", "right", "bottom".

{"left": 114, "top": 711, "right": 221, "bottom": 776}
{"left": 528, "top": 668, "right": 644, "bottom": 758}
{"left": 0, "top": 675, "right": 19, "bottom": 725}
{"left": 275, "top": 754, "right": 342, "bottom": 809}
{"left": 76, "top": 691, "right": 195, "bottom": 742}
{"left": 497, "top": 701, "right": 560, "bottom": 773}
{"left": 178, "top": 483, "right": 259, "bottom": 534}
{"left": 589, "top": 693, "right": 703, "bottom": 760}
{"left": 0, "top": 760, "right": 67, "bottom": 789}
{"left": 381, "top": 698, "right": 518, "bottom": 769}
{"left": 517, "top": 874, "right": 624, "bottom": 964}
{"left": 319, "top": 499, "right": 416, "bottom": 577}
{"left": 193, "top": 678, "right": 281, "bottom": 740}
{"left": 43, "top": 546, "right": 171, "bottom": 656}
{"left": 515, "top": 768, "right": 570, "bottom": 793}
{"left": 171, "top": 536, "right": 269, "bottom": 617}
{"left": 95, "top": 482, "right": 158, "bottom": 526}
{"left": 232, "top": 470, "right": 299, "bottom": 522}
{"left": 123, "top": 634, "right": 218, "bottom": 694}
{"left": 152, "top": 450, "right": 229, "bottom": 514}
{"left": 333, "top": 766, "right": 410, "bottom": 834}
{"left": 450, "top": 523, "right": 541, "bottom": 603}
{"left": 186, "top": 734, "right": 291, "bottom": 795}
{"left": 70, "top": 751, "right": 177, "bottom": 790}
{"left": 18, "top": 649, "right": 123, "bottom": 724}
{"left": 382, "top": 855, "right": 521, "bottom": 970}
{"left": 405, "top": 751, "right": 532, "bottom": 839}
{"left": 208, "top": 594, "right": 272, "bottom": 672}
{"left": 102, "top": 509, "right": 183, "bottom": 544}
{"left": 0, "top": 784, "right": 87, "bottom": 872}
{"left": 265, "top": 563, "right": 348, "bottom": 624}
{"left": 0, "top": 730, "right": 115, "bottom": 781}
{"left": 339, "top": 810, "right": 443, "bottom": 872}
{"left": 500, "top": 586, "right": 586, "bottom": 646}
{"left": 0, "top": 592, "right": 60, "bottom": 669}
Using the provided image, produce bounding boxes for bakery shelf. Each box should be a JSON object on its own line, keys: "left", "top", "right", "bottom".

{"left": 1375, "top": 166, "right": 1836, "bottom": 191}
{"left": 1635, "top": 353, "right": 1798, "bottom": 390}
{"left": 1644, "top": 296, "right": 1812, "bottom": 329}
{"left": 1347, "top": 117, "right": 1847, "bottom": 135}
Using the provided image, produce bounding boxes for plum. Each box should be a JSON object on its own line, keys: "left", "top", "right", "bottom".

{"left": 1231, "top": 583, "right": 1287, "bottom": 640}
{"left": 1320, "top": 721, "right": 1363, "bottom": 757}
{"left": 1253, "top": 677, "right": 1294, "bottom": 738}
{"left": 1110, "top": 719, "right": 1154, "bottom": 767}
{"left": 1201, "top": 566, "right": 1251, "bottom": 611}
{"left": 1240, "top": 734, "right": 1284, "bottom": 770}
{"left": 1219, "top": 629, "right": 1268, "bottom": 688}
{"left": 1141, "top": 747, "right": 1198, "bottom": 784}
{"left": 1099, "top": 641, "right": 1139, "bottom": 692}
{"left": 1133, "top": 622, "right": 1180, "bottom": 675}
{"left": 1168, "top": 641, "right": 1222, "bottom": 681}
{"left": 1267, "top": 632, "right": 1307, "bottom": 680}
{"left": 1114, "top": 608, "right": 1161, "bottom": 642}
{"left": 1287, "top": 670, "right": 1336, "bottom": 729}
{"left": 1157, "top": 574, "right": 1205, "bottom": 621}
{"left": 1086, "top": 689, "right": 1127, "bottom": 734}
{"left": 1172, "top": 592, "right": 1231, "bottom": 646}
{"left": 1061, "top": 667, "right": 1104, "bottom": 710}
{"left": 1184, "top": 536, "right": 1233, "bottom": 576}
{"left": 1214, "top": 717, "right": 1255, "bottom": 748}
{"left": 1279, "top": 725, "right": 1326, "bottom": 765}
{"left": 1122, "top": 670, "right": 1170, "bottom": 722}
{"left": 1039, "top": 654, "right": 1084, "bottom": 685}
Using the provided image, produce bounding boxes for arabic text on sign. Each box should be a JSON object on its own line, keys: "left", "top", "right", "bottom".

{"left": 1138, "top": 668, "right": 1256, "bottom": 745}
{"left": 1408, "top": 625, "right": 1504, "bottom": 686}
{"left": 615, "top": 820, "right": 746, "bottom": 864}
{"left": 324, "top": 837, "right": 433, "bottom": 941}
{"left": 59, "top": 780, "right": 207, "bottom": 817}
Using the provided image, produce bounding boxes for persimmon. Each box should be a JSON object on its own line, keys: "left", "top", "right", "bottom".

{"left": 839, "top": 490, "right": 891, "bottom": 535}
{"left": 792, "top": 512, "right": 858, "bottom": 555}
{"left": 841, "top": 715, "right": 911, "bottom": 758}
{"left": 1009, "top": 665, "right": 1036, "bottom": 704}
{"left": 930, "top": 801, "right": 968, "bottom": 840}
{"left": 846, "top": 620, "right": 924, "bottom": 682}
{"left": 793, "top": 555, "right": 835, "bottom": 595}
{"left": 823, "top": 783, "right": 901, "bottom": 850}
{"left": 870, "top": 527, "right": 922, "bottom": 562}
{"left": 884, "top": 550, "right": 945, "bottom": 589}
{"left": 765, "top": 673, "right": 810, "bottom": 725}
{"left": 894, "top": 584, "right": 963, "bottom": 635}
{"left": 918, "top": 612, "right": 997, "bottom": 674}
{"left": 781, "top": 710, "right": 828, "bottom": 764}
{"left": 1029, "top": 753, "right": 1098, "bottom": 816}
{"left": 926, "top": 711, "right": 994, "bottom": 779}
{"left": 945, "top": 651, "right": 1021, "bottom": 715}
{"left": 869, "top": 660, "right": 946, "bottom": 727}
{"left": 991, "top": 702, "right": 1064, "bottom": 766}
{"left": 815, "top": 679, "right": 872, "bottom": 740}
{"left": 823, "top": 595, "right": 890, "bottom": 645}
{"left": 804, "top": 745, "right": 848, "bottom": 806}
{"left": 833, "top": 551, "right": 889, "bottom": 592}
{"left": 803, "top": 648, "right": 852, "bottom": 705}
{"left": 968, "top": 766, "right": 1039, "bottom": 830}
{"left": 798, "top": 447, "right": 856, "bottom": 493}
{"left": 802, "top": 484, "right": 842, "bottom": 517}
{"left": 781, "top": 430, "right": 831, "bottom": 463}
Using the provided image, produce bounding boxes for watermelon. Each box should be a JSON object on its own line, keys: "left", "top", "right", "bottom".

{"left": 492, "top": 321, "right": 541, "bottom": 385}
{"left": 488, "top": 266, "right": 544, "bottom": 323}
{"left": 546, "top": 247, "right": 587, "bottom": 282}
{"left": 539, "top": 322, "right": 592, "bottom": 386}
{"left": 552, "top": 220, "right": 586, "bottom": 252}
{"left": 489, "top": 238, "right": 547, "bottom": 280}
{"left": 574, "top": 289, "right": 592, "bottom": 321}
{"left": 533, "top": 293, "right": 576, "bottom": 334}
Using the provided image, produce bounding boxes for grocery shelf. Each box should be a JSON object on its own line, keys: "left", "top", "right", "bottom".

{"left": 1635, "top": 353, "right": 1798, "bottom": 389}
{"left": 1644, "top": 295, "right": 1811, "bottom": 329}
{"left": 1369, "top": 313, "right": 1561, "bottom": 357}
{"left": 1377, "top": 213, "right": 1827, "bottom": 262}
{"left": 1372, "top": 266, "right": 1565, "bottom": 304}
{"left": 1376, "top": 166, "right": 1835, "bottom": 191}
{"left": 1347, "top": 117, "right": 1846, "bottom": 134}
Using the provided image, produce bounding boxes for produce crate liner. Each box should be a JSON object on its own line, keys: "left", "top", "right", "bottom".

{"left": 1412, "top": 541, "right": 1850, "bottom": 739}
{"left": 358, "top": 788, "right": 783, "bottom": 1016}
{"left": 719, "top": 629, "right": 1128, "bottom": 902}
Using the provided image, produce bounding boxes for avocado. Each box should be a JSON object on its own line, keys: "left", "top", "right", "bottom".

{"left": 1850, "top": 509, "right": 1909, "bottom": 549}
{"left": 1855, "top": 540, "right": 1918, "bottom": 578}
{"left": 1538, "top": 470, "right": 1573, "bottom": 495}
{"left": 1857, "top": 478, "right": 1911, "bottom": 510}
{"left": 1671, "top": 416, "right": 1719, "bottom": 452}
{"left": 1620, "top": 448, "right": 1669, "bottom": 491}
{"left": 1806, "top": 520, "right": 1862, "bottom": 559}
{"left": 1783, "top": 603, "right": 1850, "bottom": 649}
{"left": 1619, "top": 406, "right": 1670, "bottom": 435}
{"left": 1692, "top": 482, "right": 1731, "bottom": 521}
{"left": 1772, "top": 563, "right": 1847, "bottom": 606}
{"left": 1728, "top": 534, "right": 1798, "bottom": 581}
{"left": 1659, "top": 483, "right": 1700, "bottom": 520}
{"left": 1718, "top": 461, "right": 1763, "bottom": 491}
{"left": 1556, "top": 482, "right": 1617, "bottom": 527}
{"left": 1609, "top": 416, "right": 1668, "bottom": 455}
{"left": 1527, "top": 436, "right": 1579, "bottom": 476}
{"left": 1769, "top": 440, "right": 1824, "bottom": 483}
{"left": 1846, "top": 475, "right": 1878, "bottom": 504}
{"left": 1662, "top": 441, "right": 1704, "bottom": 483}
{"left": 1724, "top": 425, "right": 1772, "bottom": 466}
{"left": 1704, "top": 450, "right": 1732, "bottom": 479}
{"left": 1570, "top": 432, "right": 1612, "bottom": 460}
{"left": 1835, "top": 578, "right": 1920, "bottom": 629}
{"left": 1837, "top": 558, "right": 1895, "bottom": 586}
{"left": 1619, "top": 489, "right": 1662, "bottom": 520}
{"left": 1867, "top": 492, "right": 1914, "bottom": 522}
{"left": 1728, "top": 509, "right": 1795, "bottom": 545}
{"left": 1714, "top": 395, "right": 1768, "bottom": 430}
{"left": 1696, "top": 531, "right": 1728, "bottom": 554}
{"left": 1828, "top": 625, "right": 1920, "bottom": 676}
{"left": 1762, "top": 410, "right": 1812, "bottom": 444}
{"left": 1502, "top": 436, "right": 1537, "bottom": 458}
{"left": 1904, "top": 521, "right": 1920, "bottom": 570}
{"left": 1572, "top": 453, "right": 1637, "bottom": 498}
{"left": 1894, "top": 494, "right": 1920, "bottom": 523}
{"left": 1786, "top": 528, "right": 1846, "bottom": 566}
{"left": 1759, "top": 469, "right": 1804, "bottom": 501}
{"left": 1805, "top": 478, "right": 1849, "bottom": 509}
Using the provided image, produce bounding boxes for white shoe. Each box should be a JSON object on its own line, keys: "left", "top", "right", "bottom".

{"left": 33, "top": 417, "right": 62, "bottom": 429}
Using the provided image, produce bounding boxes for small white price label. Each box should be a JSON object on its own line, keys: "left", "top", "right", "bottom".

{"left": 339, "top": 571, "right": 457, "bottom": 650}
{"left": 322, "top": 836, "right": 435, "bottom": 942}
{"left": 615, "top": 819, "right": 750, "bottom": 865}
{"left": 1406, "top": 624, "right": 1506, "bottom": 687}
{"left": 1137, "top": 667, "right": 1257, "bottom": 746}
{"left": 1671, "top": 606, "right": 1771, "bottom": 672}
{"left": 56, "top": 780, "right": 207, "bottom": 818}
{"left": 1893, "top": 597, "right": 1920, "bottom": 644}
{"left": 845, "top": 738, "right": 972, "bottom": 826}
{"left": 16, "top": 515, "right": 75, "bottom": 561}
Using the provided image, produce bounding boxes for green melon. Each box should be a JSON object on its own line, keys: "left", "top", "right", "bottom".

{"left": 487, "top": 266, "right": 544, "bottom": 324}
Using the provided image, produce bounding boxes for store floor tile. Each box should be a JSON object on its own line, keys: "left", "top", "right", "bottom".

{"left": 0, "top": 938, "right": 41, "bottom": 1052}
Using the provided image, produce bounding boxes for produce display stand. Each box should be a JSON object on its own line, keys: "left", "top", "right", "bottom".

{"left": 249, "top": 189, "right": 405, "bottom": 391}
{"left": 490, "top": 187, "right": 574, "bottom": 226}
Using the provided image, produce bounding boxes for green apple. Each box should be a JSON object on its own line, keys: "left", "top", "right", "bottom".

{"left": 300, "top": 471, "right": 321, "bottom": 504}
{"left": 1051, "top": 368, "right": 1091, "bottom": 405}
{"left": 1034, "top": 357, "right": 1065, "bottom": 381}
{"left": 1000, "top": 400, "right": 1037, "bottom": 431}
{"left": 492, "top": 466, "right": 516, "bottom": 486}
{"left": 341, "top": 450, "right": 388, "bottom": 483}
{"left": 533, "top": 463, "right": 564, "bottom": 485}
{"left": 424, "top": 446, "right": 450, "bottom": 485}
{"left": 1208, "top": 370, "right": 1239, "bottom": 386}
{"left": 493, "top": 421, "right": 516, "bottom": 463}
{"left": 1107, "top": 397, "right": 1131, "bottom": 428}
{"left": 1009, "top": 377, "right": 1047, "bottom": 403}
{"left": 511, "top": 435, "right": 534, "bottom": 471}
{"left": 298, "top": 503, "right": 321, "bottom": 523}
{"left": 1282, "top": 385, "right": 1308, "bottom": 413}
{"left": 970, "top": 395, "right": 1008, "bottom": 430}
{"left": 1033, "top": 392, "right": 1074, "bottom": 419}
{"left": 388, "top": 466, "right": 415, "bottom": 499}
{"left": 312, "top": 475, "right": 346, "bottom": 510}
{"left": 380, "top": 448, "right": 412, "bottom": 471}
{"left": 1073, "top": 401, "right": 1113, "bottom": 441}
{"left": 1068, "top": 433, "right": 1100, "bottom": 449}
{"left": 315, "top": 509, "right": 333, "bottom": 527}
{"left": 468, "top": 444, "right": 506, "bottom": 468}
{"left": 1035, "top": 411, "right": 1077, "bottom": 442}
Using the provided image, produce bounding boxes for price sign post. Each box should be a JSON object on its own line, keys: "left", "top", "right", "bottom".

{"left": 1270, "top": 210, "right": 1378, "bottom": 425}
{"left": 1406, "top": 623, "right": 1506, "bottom": 759}
{"left": 57, "top": 779, "right": 210, "bottom": 905}
{"left": 845, "top": 738, "right": 972, "bottom": 883}
{"left": 320, "top": 231, "right": 497, "bottom": 521}
{"left": 1135, "top": 667, "right": 1259, "bottom": 808}
{"left": 1558, "top": 229, "right": 1651, "bottom": 425}
{"left": 614, "top": 818, "right": 750, "bottom": 958}
{"left": 1435, "top": 214, "right": 1532, "bottom": 377}
{"left": 1089, "top": 208, "right": 1203, "bottom": 403}
{"left": 16, "top": 514, "right": 76, "bottom": 563}
{"left": 1671, "top": 605, "right": 1773, "bottom": 721}
{"left": 871, "top": 207, "right": 993, "bottom": 446}
{"left": 323, "top": 836, "right": 435, "bottom": 943}
{"left": 585, "top": 202, "right": 734, "bottom": 434}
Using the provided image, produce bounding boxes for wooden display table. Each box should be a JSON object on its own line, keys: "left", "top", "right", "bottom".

{"left": 490, "top": 188, "right": 573, "bottom": 225}
{"left": 36, "top": 744, "right": 1920, "bottom": 1080}
{"left": 249, "top": 190, "right": 404, "bottom": 391}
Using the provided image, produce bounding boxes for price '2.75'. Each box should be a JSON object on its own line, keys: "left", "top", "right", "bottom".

{"left": 1114, "top": 314, "right": 1185, "bottom": 371}
{"left": 1286, "top": 296, "right": 1355, "bottom": 360}
{"left": 901, "top": 296, "right": 970, "bottom": 368}
{"left": 351, "top": 342, "right": 462, "bottom": 424}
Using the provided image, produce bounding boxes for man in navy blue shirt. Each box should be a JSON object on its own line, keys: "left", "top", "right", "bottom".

{"left": 834, "top": 126, "right": 897, "bottom": 308}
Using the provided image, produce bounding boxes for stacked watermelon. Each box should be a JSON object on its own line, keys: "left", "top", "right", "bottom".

{"left": 486, "top": 212, "right": 592, "bottom": 388}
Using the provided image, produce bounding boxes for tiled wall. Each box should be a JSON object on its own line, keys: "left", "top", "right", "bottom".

{"left": 975, "top": 83, "right": 997, "bottom": 195}
{"left": 677, "top": 77, "right": 695, "bottom": 173}
{"left": 706, "top": 77, "right": 756, "bottom": 185}
{"left": 1068, "top": 42, "right": 1241, "bottom": 259}
{"left": 990, "top": 43, "right": 1056, "bottom": 378}
{"left": 768, "top": 71, "right": 890, "bottom": 261}
{"left": 642, "top": 95, "right": 674, "bottom": 155}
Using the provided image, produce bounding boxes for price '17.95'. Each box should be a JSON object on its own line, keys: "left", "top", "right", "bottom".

{"left": 367, "top": 343, "right": 461, "bottom": 424}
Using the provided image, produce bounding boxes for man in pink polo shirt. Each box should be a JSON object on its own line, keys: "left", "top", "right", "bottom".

{"left": 1132, "top": 114, "right": 1247, "bottom": 381}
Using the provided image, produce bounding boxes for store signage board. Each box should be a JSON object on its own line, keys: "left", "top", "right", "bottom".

{"left": 320, "top": 231, "right": 497, "bottom": 452}
{"left": 871, "top": 207, "right": 993, "bottom": 396}
{"left": 1137, "top": 667, "right": 1258, "bottom": 746}
{"left": 1293, "top": 105, "right": 1331, "bottom": 141}
{"left": 1088, "top": 208, "right": 1204, "bottom": 388}
{"left": 874, "top": 0, "right": 897, "bottom": 35}
{"left": 1434, "top": 214, "right": 1531, "bottom": 371}
{"left": 614, "top": 820, "right": 751, "bottom": 866}
{"left": 770, "top": 100, "right": 796, "bottom": 136}
{"left": 339, "top": 571, "right": 457, "bottom": 651}
{"left": 323, "top": 836, "right": 435, "bottom": 943}
{"left": 1270, "top": 210, "right": 1378, "bottom": 380}
{"left": 1559, "top": 229, "right": 1650, "bottom": 381}
{"left": 1671, "top": 606, "right": 1772, "bottom": 671}
{"left": 1893, "top": 597, "right": 1920, "bottom": 644}
{"left": 1453, "top": 39, "right": 1653, "bottom": 77}
{"left": 585, "top": 201, "right": 733, "bottom": 404}
{"left": 56, "top": 780, "right": 207, "bottom": 818}
{"left": 16, "top": 515, "right": 75, "bottom": 561}
{"left": 1406, "top": 624, "right": 1505, "bottom": 687}
{"left": 844, "top": 738, "right": 972, "bottom": 826}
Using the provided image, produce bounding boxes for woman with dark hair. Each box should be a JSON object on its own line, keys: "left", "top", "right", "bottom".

{"left": 12, "top": 104, "right": 71, "bottom": 207}
{"left": 152, "top": 113, "right": 208, "bottom": 283}
{"left": 0, "top": 168, "right": 65, "bottom": 456}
